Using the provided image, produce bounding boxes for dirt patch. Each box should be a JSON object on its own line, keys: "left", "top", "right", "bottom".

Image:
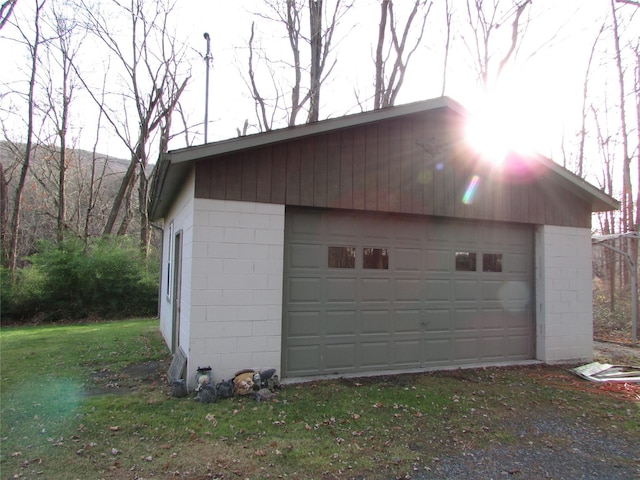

{"left": 81, "top": 342, "right": 638, "bottom": 397}
{"left": 594, "top": 340, "right": 640, "bottom": 365}
{"left": 85, "top": 359, "right": 169, "bottom": 396}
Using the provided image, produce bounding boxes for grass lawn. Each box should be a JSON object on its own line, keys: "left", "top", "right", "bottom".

{"left": 1, "top": 319, "right": 638, "bottom": 479}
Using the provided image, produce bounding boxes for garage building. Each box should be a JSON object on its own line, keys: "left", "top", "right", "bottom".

{"left": 149, "top": 97, "right": 618, "bottom": 387}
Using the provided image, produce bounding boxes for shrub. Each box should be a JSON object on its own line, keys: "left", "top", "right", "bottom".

{"left": 1, "top": 237, "right": 159, "bottom": 322}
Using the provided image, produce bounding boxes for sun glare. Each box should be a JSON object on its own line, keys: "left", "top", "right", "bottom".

{"left": 464, "top": 91, "right": 543, "bottom": 165}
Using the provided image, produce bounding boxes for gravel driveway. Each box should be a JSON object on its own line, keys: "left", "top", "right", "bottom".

{"left": 403, "top": 342, "right": 640, "bottom": 480}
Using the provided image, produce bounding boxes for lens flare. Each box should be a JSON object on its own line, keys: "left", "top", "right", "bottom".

{"left": 462, "top": 175, "right": 481, "bottom": 204}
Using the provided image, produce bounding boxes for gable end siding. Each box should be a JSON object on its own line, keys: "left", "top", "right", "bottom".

{"left": 194, "top": 111, "right": 591, "bottom": 228}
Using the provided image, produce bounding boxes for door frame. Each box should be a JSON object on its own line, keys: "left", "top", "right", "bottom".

{"left": 171, "top": 229, "right": 183, "bottom": 354}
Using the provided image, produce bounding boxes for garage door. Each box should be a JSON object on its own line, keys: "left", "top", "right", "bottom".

{"left": 282, "top": 208, "right": 534, "bottom": 377}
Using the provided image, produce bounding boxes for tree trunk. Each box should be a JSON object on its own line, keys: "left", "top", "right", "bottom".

{"left": 308, "top": 0, "right": 322, "bottom": 122}
{"left": 116, "top": 174, "right": 136, "bottom": 236}
{"left": 8, "top": 0, "right": 45, "bottom": 273}
{"left": 374, "top": 0, "right": 389, "bottom": 110}
{"left": 138, "top": 164, "right": 150, "bottom": 256}
{"left": 577, "top": 24, "right": 605, "bottom": 178}
{"left": 286, "top": 0, "right": 302, "bottom": 126}
{"left": 57, "top": 92, "right": 68, "bottom": 243}
{"left": 102, "top": 156, "right": 137, "bottom": 236}
{"left": 0, "top": 163, "right": 7, "bottom": 265}
{"left": 610, "top": 0, "right": 633, "bottom": 287}
{"left": 440, "top": 0, "right": 452, "bottom": 97}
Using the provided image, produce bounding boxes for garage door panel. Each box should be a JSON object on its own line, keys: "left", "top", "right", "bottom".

{"left": 481, "top": 281, "right": 504, "bottom": 300}
{"left": 425, "top": 309, "right": 451, "bottom": 332}
{"left": 455, "top": 280, "right": 478, "bottom": 300}
{"left": 325, "top": 343, "right": 356, "bottom": 371}
{"left": 288, "top": 211, "right": 321, "bottom": 237}
{"left": 451, "top": 223, "right": 479, "bottom": 244}
{"left": 288, "top": 278, "right": 322, "bottom": 303}
{"left": 283, "top": 208, "right": 534, "bottom": 377}
{"left": 504, "top": 228, "right": 531, "bottom": 246}
{"left": 479, "top": 310, "right": 505, "bottom": 329}
{"left": 505, "top": 310, "right": 531, "bottom": 328}
{"left": 453, "top": 309, "right": 479, "bottom": 331}
{"left": 360, "top": 217, "right": 392, "bottom": 239}
{"left": 509, "top": 254, "right": 529, "bottom": 273}
{"left": 326, "top": 277, "right": 358, "bottom": 302}
{"left": 396, "top": 248, "right": 422, "bottom": 272}
{"left": 287, "top": 345, "right": 321, "bottom": 374}
{"left": 424, "top": 249, "right": 450, "bottom": 272}
{"left": 326, "top": 311, "right": 357, "bottom": 335}
{"left": 394, "top": 310, "right": 423, "bottom": 333}
{"left": 395, "top": 279, "right": 422, "bottom": 301}
{"left": 361, "top": 342, "right": 391, "bottom": 367}
{"left": 453, "top": 337, "right": 479, "bottom": 360}
{"left": 425, "top": 279, "right": 451, "bottom": 301}
{"left": 480, "top": 336, "right": 506, "bottom": 358}
{"left": 393, "top": 340, "right": 421, "bottom": 366}
{"left": 327, "top": 215, "right": 360, "bottom": 237}
{"left": 424, "top": 339, "right": 450, "bottom": 362}
{"left": 395, "top": 219, "right": 424, "bottom": 242}
{"left": 426, "top": 222, "right": 455, "bottom": 242}
{"left": 362, "top": 278, "right": 392, "bottom": 301}
{"left": 499, "top": 281, "right": 530, "bottom": 302}
{"left": 481, "top": 228, "right": 505, "bottom": 245}
{"left": 361, "top": 310, "right": 390, "bottom": 334}
{"left": 507, "top": 335, "right": 531, "bottom": 356}
{"left": 288, "top": 311, "right": 321, "bottom": 336}
{"left": 289, "top": 243, "right": 323, "bottom": 269}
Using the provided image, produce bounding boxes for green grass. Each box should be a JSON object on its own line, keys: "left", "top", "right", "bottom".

{"left": 1, "top": 320, "right": 638, "bottom": 479}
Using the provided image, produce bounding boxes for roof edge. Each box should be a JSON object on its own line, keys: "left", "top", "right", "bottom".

{"left": 169, "top": 96, "right": 465, "bottom": 164}
{"left": 533, "top": 154, "right": 619, "bottom": 212}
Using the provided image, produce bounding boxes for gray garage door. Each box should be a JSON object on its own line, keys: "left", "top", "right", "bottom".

{"left": 283, "top": 208, "right": 534, "bottom": 377}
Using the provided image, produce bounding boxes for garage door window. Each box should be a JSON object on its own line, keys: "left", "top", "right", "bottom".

{"left": 363, "top": 248, "right": 389, "bottom": 269}
{"left": 328, "top": 246, "right": 356, "bottom": 268}
{"left": 455, "top": 251, "right": 477, "bottom": 271}
{"left": 483, "top": 253, "right": 503, "bottom": 272}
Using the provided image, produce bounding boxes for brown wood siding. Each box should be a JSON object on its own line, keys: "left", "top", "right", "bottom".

{"left": 194, "top": 110, "right": 592, "bottom": 228}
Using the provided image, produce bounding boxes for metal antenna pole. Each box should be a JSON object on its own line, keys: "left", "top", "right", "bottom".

{"left": 203, "top": 32, "right": 211, "bottom": 144}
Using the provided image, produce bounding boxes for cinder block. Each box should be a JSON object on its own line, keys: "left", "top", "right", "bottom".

{"left": 224, "top": 227, "right": 255, "bottom": 244}
{"left": 240, "top": 212, "right": 272, "bottom": 229}
{"left": 251, "top": 319, "right": 280, "bottom": 336}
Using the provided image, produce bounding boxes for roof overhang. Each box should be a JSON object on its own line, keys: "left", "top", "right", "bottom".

{"left": 532, "top": 154, "right": 619, "bottom": 213}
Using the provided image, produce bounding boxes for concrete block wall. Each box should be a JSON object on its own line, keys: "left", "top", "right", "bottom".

{"left": 186, "top": 198, "right": 285, "bottom": 387}
{"left": 535, "top": 225, "right": 593, "bottom": 363}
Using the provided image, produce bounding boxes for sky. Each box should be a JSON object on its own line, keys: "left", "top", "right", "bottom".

{"left": 168, "top": 0, "right": 627, "bottom": 164}
{"left": 1, "top": 0, "right": 636, "bottom": 185}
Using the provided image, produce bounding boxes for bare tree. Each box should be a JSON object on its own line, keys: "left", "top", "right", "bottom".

{"left": 633, "top": 41, "right": 640, "bottom": 237}
{"left": 0, "top": 0, "right": 17, "bottom": 30}
{"left": 247, "top": 21, "right": 278, "bottom": 132}
{"left": 39, "top": 2, "right": 83, "bottom": 242}
{"left": 6, "top": 0, "right": 46, "bottom": 273}
{"left": 246, "top": 0, "right": 350, "bottom": 130}
{"left": 440, "top": 0, "right": 453, "bottom": 97}
{"left": 592, "top": 102, "right": 619, "bottom": 312}
{"left": 74, "top": 0, "right": 190, "bottom": 252}
{"left": 81, "top": 73, "right": 110, "bottom": 243}
{"left": 374, "top": 0, "right": 433, "bottom": 110}
{"left": 463, "top": 0, "right": 532, "bottom": 90}
{"left": 576, "top": 23, "right": 606, "bottom": 178}
{"left": 610, "top": 0, "right": 633, "bottom": 237}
